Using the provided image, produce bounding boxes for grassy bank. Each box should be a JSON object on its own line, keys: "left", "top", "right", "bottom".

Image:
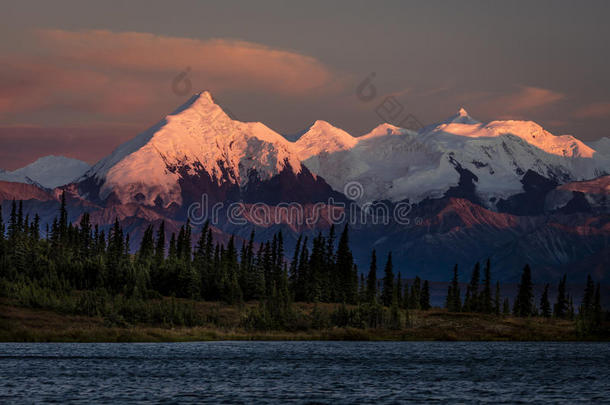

{"left": 1, "top": 299, "right": 608, "bottom": 342}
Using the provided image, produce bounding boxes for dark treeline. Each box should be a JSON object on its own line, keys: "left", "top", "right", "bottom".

{"left": 0, "top": 195, "right": 432, "bottom": 330}
{"left": 444, "top": 261, "right": 605, "bottom": 332}
{"left": 0, "top": 196, "right": 429, "bottom": 306}
{"left": 0, "top": 195, "right": 606, "bottom": 332}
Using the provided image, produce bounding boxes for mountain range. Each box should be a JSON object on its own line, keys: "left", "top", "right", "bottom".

{"left": 1, "top": 91, "right": 608, "bottom": 282}
{"left": 0, "top": 156, "right": 90, "bottom": 189}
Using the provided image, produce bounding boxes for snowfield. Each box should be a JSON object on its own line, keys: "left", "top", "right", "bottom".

{"left": 0, "top": 156, "right": 90, "bottom": 189}
{"left": 297, "top": 108, "right": 609, "bottom": 207}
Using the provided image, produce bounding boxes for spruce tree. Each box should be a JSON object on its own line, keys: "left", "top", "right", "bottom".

{"left": 402, "top": 280, "right": 410, "bottom": 310}
{"left": 307, "top": 234, "right": 324, "bottom": 302}
{"left": 481, "top": 259, "right": 492, "bottom": 313}
{"left": 381, "top": 252, "right": 394, "bottom": 307}
{"left": 289, "top": 235, "right": 302, "bottom": 295}
{"left": 494, "top": 281, "right": 501, "bottom": 316}
{"left": 540, "top": 283, "right": 551, "bottom": 318}
{"left": 16, "top": 201, "right": 23, "bottom": 235}
{"left": 446, "top": 264, "right": 461, "bottom": 312}
{"left": 194, "top": 222, "right": 211, "bottom": 299}
{"left": 514, "top": 264, "right": 533, "bottom": 317}
{"left": 295, "top": 237, "right": 309, "bottom": 302}
{"left": 409, "top": 276, "right": 421, "bottom": 310}
{"left": 106, "top": 218, "right": 126, "bottom": 292}
{"left": 464, "top": 262, "right": 480, "bottom": 312}
{"left": 8, "top": 200, "right": 17, "bottom": 241}
{"left": 582, "top": 274, "right": 595, "bottom": 317}
{"left": 76, "top": 213, "right": 91, "bottom": 258}
{"left": 420, "top": 280, "right": 431, "bottom": 310}
{"left": 58, "top": 192, "right": 68, "bottom": 241}
{"left": 366, "top": 249, "right": 377, "bottom": 302}
{"left": 593, "top": 283, "right": 602, "bottom": 328}
{"left": 358, "top": 273, "right": 366, "bottom": 302}
{"left": 168, "top": 233, "right": 177, "bottom": 260}
{"left": 553, "top": 274, "right": 568, "bottom": 318}
{"left": 396, "top": 272, "right": 403, "bottom": 304}
{"left": 502, "top": 298, "right": 510, "bottom": 315}
{"left": 325, "top": 225, "right": 336, "bottom": 301}
{"left": 137, "top": 225, "right": 155, "bottom": 264}
{"left": 0, "top": 205, "right": 4, "bottom": 241}
{"left": 155, "top": 221, "right": 166, "bottom": 264}
{"left": 335, "top": 225, "right": 355, "bottom": 303}
{"left": 274, "top": 231, "right": 284, "bottom": 290}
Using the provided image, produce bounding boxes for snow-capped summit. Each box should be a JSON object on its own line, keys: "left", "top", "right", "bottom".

{"left": 294, "top": 120, "right": 357, "bottom": 160}
{"left": 82, "top": 91, "right": 303, "bottom": 207}
{"left": 299, "top": 109, "right": 610, "bottom": 206}
{"left": 443, "top": 107, "right": 480, "bottom": 125}
{"left": 423, "top": 111, "right": 595, "bottom": 158}
{"left": 360, "top": 123, "right": 411, "bottom": 140}
{"left": 0, "top": 156, "right": 90, "bottom": 189}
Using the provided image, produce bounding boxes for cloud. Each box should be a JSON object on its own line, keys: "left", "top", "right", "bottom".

{"left": 459, "top": 86, "right": 565, "bottom": 121}
{"left": 0, "top": 29, "right": 338, "bottom": 118}
{"left": 36, "top": 29, "right": 334, "bottom": 94}
{"left": 573, "top": 102, "right": 610, "bottom": 119}
{"left": 493, "top": 86, "right": 565, "bottom": 113}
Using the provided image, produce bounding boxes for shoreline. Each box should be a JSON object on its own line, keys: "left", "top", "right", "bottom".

{"left": 2, "top": 303, "right": 608, "bottom": 343}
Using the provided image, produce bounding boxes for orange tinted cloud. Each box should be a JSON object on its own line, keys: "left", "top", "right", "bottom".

{"left": 494, "top": 86, "right": 565, "bottom": 114}
{"left": 462, "top": 86, "right": 565, "bottom": 121}
{"left": 573, "top": 102, "right": 610, "bottom": 119}
{"left": 0, "top": 29, "right": 337, "bottom": 118}
{"left": 36, "top": 29, "right": 334, "bottom": 95}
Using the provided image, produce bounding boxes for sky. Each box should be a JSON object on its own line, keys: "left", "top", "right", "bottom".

{"left": 1, "top": 0, "right": 610, "bottom": 169}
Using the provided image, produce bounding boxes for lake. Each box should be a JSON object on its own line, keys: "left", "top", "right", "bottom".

{"left": 1, "top": 341, "right": 609, "bottom": 403}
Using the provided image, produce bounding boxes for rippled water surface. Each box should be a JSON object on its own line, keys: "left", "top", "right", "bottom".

{"left": 1, "top": 341, "right": 609, "bottom": 404}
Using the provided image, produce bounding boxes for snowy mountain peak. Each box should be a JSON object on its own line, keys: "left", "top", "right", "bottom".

{"left": 310, "top": 120, "right": 335, "bottom": 129}
{"left": 169, "top": 90, "right": 232, "bottom": 124}
{"left": 84, "top": 91, "right": 302, "bottom": 207}
{"left": 303, "top": 120, "right": 352, "bottom": 137}
{"left": 0, "top": 156, "right": 90, "bottom": 189}
{"left": 443, "top": 108, "right": 480, "bottom": 125}
{"left": 361, "top": 123, "right": 410, "bottom": 139}
{"left": 298, "top": 108, "right": 610, "bottom": 207}
{"left": 294, "top": 120, "right": 357, "bottom": 160}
